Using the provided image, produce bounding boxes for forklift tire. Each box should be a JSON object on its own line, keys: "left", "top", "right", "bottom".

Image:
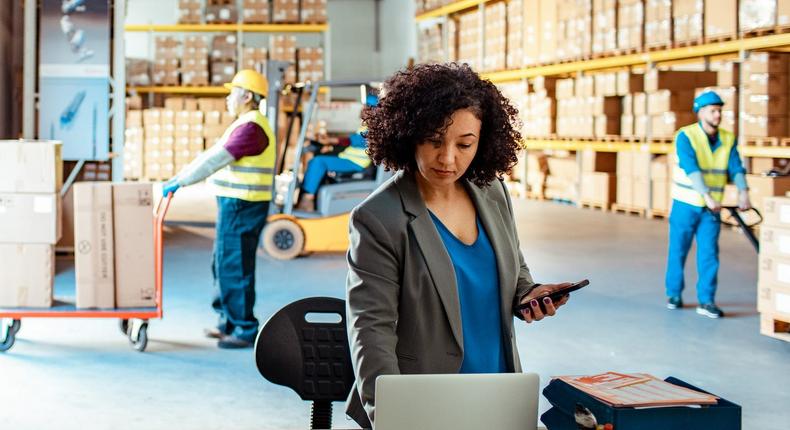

{"left": 262, "top": 219, "right": 305, "bottom": 260}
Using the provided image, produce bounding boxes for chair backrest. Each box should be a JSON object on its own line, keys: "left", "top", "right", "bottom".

{"left": 254, "top": 297, "right": 354, "bottom": 403}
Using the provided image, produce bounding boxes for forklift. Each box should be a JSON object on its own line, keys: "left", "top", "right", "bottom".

{"left": 260, "top": 79, "right": 390, "bottom": 260}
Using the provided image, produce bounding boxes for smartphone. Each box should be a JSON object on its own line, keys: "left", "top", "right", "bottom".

{"left": 513, "top": 279, "right": 590, "bottom": 314}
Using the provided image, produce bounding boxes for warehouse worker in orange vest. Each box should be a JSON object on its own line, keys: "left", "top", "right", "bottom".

{"left": 161, "top": 70, "right": 275, "bottom": 348}
{"left": 665, "top": 90, "right": 751, "bottom": 319}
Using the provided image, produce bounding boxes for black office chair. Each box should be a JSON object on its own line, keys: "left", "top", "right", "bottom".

{"left": 255, "top": 297, "right": 355, "bottom": 429}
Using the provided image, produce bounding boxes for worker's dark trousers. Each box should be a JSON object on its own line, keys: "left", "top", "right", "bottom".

{"left": 665, "top": 199, "right": 721, "bottom": 304}
{"left": 211, "top": 196, "right": 270, "bottom": 342}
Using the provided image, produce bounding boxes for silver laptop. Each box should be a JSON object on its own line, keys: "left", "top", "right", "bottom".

{"left": 374, "top": 373, "right": 540, "bottom": 430}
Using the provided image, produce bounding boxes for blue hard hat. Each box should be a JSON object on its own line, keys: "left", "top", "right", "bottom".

{"left": 693, "top": 90, "right": 724, "bottom": 113}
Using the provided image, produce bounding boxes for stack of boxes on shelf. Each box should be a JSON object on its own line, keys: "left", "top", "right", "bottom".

{"left": 618, "top": 71, "right": 644, "bottom": 137}
{"left": 704, "top": 0, "right": 737, "bottom": 41}
{"left": 270, "top": 35, "right": 297, "bottom": 83}
{"left": 242, "top": 46, "right": 269, "bottom": 71}
{"left": 644, "top": 0, "right": 672, "bottom": 48}
{"left": 545, "top": 153, "right": 578, "bottom": 201}
{"left": 712, "top": 61, "right": 740, "bottom": 134}
{"left": 211, "top": 35, "right": 238, "bottom": 86}
{"left": 242, "top": 0, "right": 271, "bottom": 23}
{"left": 153, "top": 37, "right": 180, "bottom": 86}
{"left": 457, "top": 9, "right": 482, "bottom": 71}
{"left": 0, "top": 141, "right": 62, "bottom": 308}
{"left": 643, "top": 69, "right": 716, "bottom": 138}
{"left": 73, "top": 181, "right": 156, "bottom": 309}
{"left": 592, "top": 0, "right": 617, "bottom": 55}
{"left": 757, "top": 197, "right": 790, "bottom": 342}
{"left": 526, "top": 153, "right": 549, "bottom": 199}
{"left": 617, "top": 0, "right": 644, "bottom": 52}
{"left": 649, "top": 155, "right": 673, "bottom": 215}
{"left": 537, "top": 0, "right": 557, "bottom": 65}
{"left": 556, "top": 77, "right": 599, "bottom": 138}
{"left": 181, "top": 36, "right": 210, "bottom": 86}
{"left": 301, "top": 0, "right": 328, "bottom": 23}
{"left": 556, "top": 0, "right": 592, "bottom": 61}
{"left": 142, "top": 108, "right": 177, "bottom": 181}
{"left": 418, "top": 23, "right": 445, "bottom": 64}
{"left": 482, "top": 1, "right": 506, "bottom": 72}
{"left": 298, "top": 47, "right": 325, "bottom": 83}
{"left": 506, "top": 0, "right": 524, "bottom": 70}
{"left": 272, "top": 0, "right": 300, "bottom": 23}
{"left": 178, "top": 0, "right": 202, "bottom": 24}
{"left": 615, "top": 149, "right": 651, "bottom": 211}
{"left": 593, "top": 74, "right": 622, "bottom": 138}
{"left": 125, "top": 111, "right": 145, "bottom": 180}
{"left": 206, "top": 0, "right": 238, "bottom": 24}
{"left": 523, "top": 76, "right": 556, "bottom": 138}
{"left": 673, "top": 0, "right": 703, "bottom": 45}
{"left": 741, "top": 53, "right": 789, "bottom": 139}
{"left": 580, "top": 150, "right": 617, "bottom": 208}
{"left": 740, "top": 0, "right": 790, "bottom": 34}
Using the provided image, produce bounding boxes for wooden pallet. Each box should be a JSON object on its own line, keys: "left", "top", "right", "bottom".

{"left": 675, "top": 38, "right": 704, "bottom": 48}
{"left": 745, "top": 136, "right": 780, "bottom": 146}
{"left": 647, "top": 209, "right": 669, "bottom": 219}
{"left": 613, "top": 47, "right": 640, "bottom": 56}
{"left": 760, "top": 313, "right": 790, "bottom": 342}
{"left": 741, "top": 25, "right": 790, "bottom": 38}
{"left": 580, "top": 200, "right": 610, "bottom": 212}
{"left": 648, "top": 137, "right": 674, "bottom": 144}
{"left": 598, "top": 135, "right": 622, "bottom": 142}
{"left": 704, "top": 33, "right": 737, "bottom": 44}
{"left": 620, "top": 136, "right": 645, "bottom": 143}
{"left": 779, "top": 138, "right": 790, "bottom": 147}
{"left": 611, "top": 203, "right": 646, "bottom": 217}
{"left": 645, "top": 42, "right": 672, "bottom": 52}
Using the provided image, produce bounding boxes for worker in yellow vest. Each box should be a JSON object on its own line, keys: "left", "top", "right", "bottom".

{"left": 665, "top": 90, "right": 751, "bottom": 319}
{"left": 162, "top": 70, "right": 275, "bottom": 348}
{"left": 295, "top": 95, "right": 377, "bottom": 212}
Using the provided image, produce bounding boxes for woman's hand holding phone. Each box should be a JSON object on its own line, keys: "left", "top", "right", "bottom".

{"left": 517, "top": 281, "right": 588, "bottom": 323}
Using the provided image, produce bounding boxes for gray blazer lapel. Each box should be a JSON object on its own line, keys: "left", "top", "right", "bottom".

{"left": 395, "top": 172, "right": 464, "bottom": 350}
{"left": 465, "top": 180, "right": 517, "bottom": 326}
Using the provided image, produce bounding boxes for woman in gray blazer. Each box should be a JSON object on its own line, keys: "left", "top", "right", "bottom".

{"left": 345, "top": 63, "right": 574, "bottom": 428}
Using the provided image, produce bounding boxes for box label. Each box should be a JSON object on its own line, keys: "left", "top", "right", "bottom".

{"left": 778, "top": 263, "right": 790, "bottom": 284}
{"left": 781, "top": 205, "right": 790, "bottom": 223}
{"left": 33, "top": 196, "right": 54, "bottom": 214}
{"left": 779, "top": 235, "right": 790, "bottom": 255}
{"left": 777, "top": 292, "right": 790, "bottom": 314}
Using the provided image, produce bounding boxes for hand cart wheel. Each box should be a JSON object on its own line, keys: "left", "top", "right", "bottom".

{"left": 119, "top": 319, "right": 129, "bottom": 335}
{"left": 127, "top": 319, "right": 149, "bottom": 352}
{"left": 0, "top": 319, "right": 17, "bottom": 352}
{"left": 10, "top": 319, "right": 20, "bottom": 336}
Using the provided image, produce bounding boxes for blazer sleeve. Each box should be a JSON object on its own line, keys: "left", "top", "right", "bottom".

{"left": 499, "top": 180, "right": 540, "bottom": 320}
{"left": 346, "top": 205, "right": 402, "bottom": 424}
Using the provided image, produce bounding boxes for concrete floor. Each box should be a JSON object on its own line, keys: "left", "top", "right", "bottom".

{"left": 2, "top": 200, "right": 788, "bottom": 430}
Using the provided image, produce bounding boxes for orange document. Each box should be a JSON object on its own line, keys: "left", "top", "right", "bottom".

{"left": 556, "top": 372, "right": 719, "bottom": 408}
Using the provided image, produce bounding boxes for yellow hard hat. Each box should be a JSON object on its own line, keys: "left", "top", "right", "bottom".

{"left": 224, "top": 69, "right": 268, "bottom": 97}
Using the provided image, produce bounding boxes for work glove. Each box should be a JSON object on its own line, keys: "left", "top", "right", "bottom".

{"left": 162, "top": 178, "right": 180, "bottom": 197}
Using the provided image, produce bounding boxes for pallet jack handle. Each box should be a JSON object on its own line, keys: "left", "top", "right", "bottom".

{"left": 722, "top": 206, "right": 762, "bottom": 253}
{"left": 153, "top": 193, "right": 173, "bottom": 318}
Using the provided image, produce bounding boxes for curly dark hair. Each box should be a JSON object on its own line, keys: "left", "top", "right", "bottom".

{"left": 361, "top": 62, "right": 522, "bottom": 187}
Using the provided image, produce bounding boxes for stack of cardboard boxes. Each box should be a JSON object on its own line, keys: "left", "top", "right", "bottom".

{"left": 580, "top": 150, "right": 617, "bottom": 208}
{"left": 73, "top": 182, "right": 156, "bottom": 309}
{"left": 740, "top": 0, "right": 790, "bottom": 33}
{"left": 127, "top": 58, "right": 151, "bottom": 86}
{"left": 242, "top": 0, "right": 270, "bottom": 23}
{"left": 242, "top": 46, "right": 268, "bottom": 71}
{"left": 757, "top": 197, "right": 790, "bottom": 342}
{"left": 206, "top": 0, "right": 238, "bottom": 24}
{"left": 272, "top": 0, "right": 300, "bottom": 23}
{"left": 556, "top": 77, "right": 597, "bottom": 138}
{"left": 178, "top": 0, "right": 202, "bottom": 24}
{"left": 615, "top": 149, "right": 651, "bottom": 210}
{"left": 483, "top": 1, "right": 506, "bottom": 72}
{"left": 536, "top": 0, "right": 557, "bottom": 65}
{"left": 125, "top": 111, "right": 145, "bottom": 180}
{"left": 673, "top": 0, "right": 703, "bottom": 44}
{"left": 143, "top": 109, "right": 176, "bottom": 181}
{"left": 301, "top": 0, "right": 328, "bottom": 23}
{"left": 526, "top": 152, "right": 549, "bottom": 199}
{"left": 297, "top": 47, "right": 324, "bottom": 83}
{"left": 181, "top": 36, "right": 210, "bottom": 86}
{"left": 643, "top": 69, "right": 716, "bottom": 138}
{"left": 523, "top": 76, "right": 556, "bottom": 138}
{"left": 545, "top": 154, "right": 578, "bottom": 201}
{"left": 153, "top": 37, "right": 180, "bottom": 86}
{"left": 705, "top": 0, "right": 737, "bottom": 40}
{"left": 457, "top": 10, "right": 482, "bottom": 71}
{"left": 270, "top": 35, "right": 297, "bottom": 83}
{"left": 506, "top": 0, "right": 524, "bottom": 70}
{"left": 0, "top": 141, "right": 62, "bottom": 308}
{"left": 592, "top": 0, "right": 617, "bottom": 55}
{"left": 742, "top": 53, "right": 789, "bottom": 138}
{"left": 713, "top": 61, "right": 740, "bottom": 133}
{"left": 418, "top": 23, "right": 445, "bottom": 64}
{"left": 617, "top": 0, "right": 643, "bottom": 52}
{"left": 556, "top": 0, "right": 592, "bottom": 61}
{"left": 649, "top": 155, "right": 673, "bottom": 215}
{"left": 618, "top": 71, "right": 644, "bottom": 136}
{"left": 210, "top": 35, "right": 237, "bottom": 87}
{"left": 644, "top": 0, "right": 672, "bottom": 48}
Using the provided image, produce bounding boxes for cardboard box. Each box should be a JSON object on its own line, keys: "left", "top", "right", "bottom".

{"left": 743, "top": 92, "right": 787, "bottom": 116}
{"left": 717, "top": 62, "right": 740, "bottom": 87}
{"left": 751, "top": 157, "right": 789, "bottom": 174}
{"left": 760, "top": 225, "right": 790, "bottom": 258}
{"left": 762, "top": 196, "right": 790, "bottom": 228}
{"left": 74, "top": 182, "right": 115, "bottom": 309}
{"left": 0, "top": 140, "right": 63, "bottom": 193}
{"left": 756, "top": 283, "right": 790, "bottom": 320}
{"left": 582, "top": 150, "right": 617, "bottom": 173}
{"left": 620, "top": 114, "right": 634, "bottom": 136}
{"left": 633, "top": 93, "right": 647, "bottom": 115}
{"left": 113, "top": 183, "right": 156, "bottom": 308}
{"left": 705, "top": 0, "right": 737, "bottom": 38}
{"left": 758, "top": 254, "right": 790, "bottom": 289}
{"left": 651, "top": 179, "right": 672, "bottom": 213}
{"left": 0, "top": 193, "right": 61, "bottom": 244}
{"left": 650, "top": 155, "right": 670, "bottom": 180}
{"left": 743, "top": 52, "right": 789, "bottom": 75}
{"left": 580, "top": 172, "right": 616, "bottom": 205}
{"left": 616, "top": 175, "right": 633, "bottom": 206}
{"left": 643, "top": 70, "right": 717, "bottom": 92}
{"left": 742, "top": 114, "right": 788, "bottom": 137}
{"left": 744, "top": 72, "right": 788, "bottom": 95}
{"left": 0, "top": 244, "right": 54, "bottom": 307}
{"left": 647, "top": 90, "right": 696, "bottom": 115}
{"left": 616, "top": 71, "right": 643, "bottom": 95}
{"left": 594, "top": 115, "right": 621, "bottom": 137}
{"left": 632, "top": 178, "right": 649, "bottom": 208}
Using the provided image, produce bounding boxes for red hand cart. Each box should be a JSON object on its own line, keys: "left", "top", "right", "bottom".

{"left": 0, "top": 194, "right": 172, "bottom": 353}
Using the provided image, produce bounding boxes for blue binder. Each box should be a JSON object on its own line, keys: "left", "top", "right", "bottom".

{"left": 540, "top": 376, "right": 741, "bottom": 430}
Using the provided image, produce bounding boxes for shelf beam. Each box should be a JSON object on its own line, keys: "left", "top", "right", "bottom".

{"left": 415, "top": 0, "right": 490, "bottom": 22}
{"left": 483, "top": 33, "right": 790, "bottom": 82}
{"left": 124, "top": 23, "right": 329, "bottom": 33}
{"left": 523, "top": 139, "right": 790, "bottom": 159}
{"left": 127, "top": 86, "right": 229, "bottom": 95}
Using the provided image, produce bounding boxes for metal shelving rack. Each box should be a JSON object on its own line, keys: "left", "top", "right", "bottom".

{"left": 415, "top": 1, "right": 790, "bottom": 211}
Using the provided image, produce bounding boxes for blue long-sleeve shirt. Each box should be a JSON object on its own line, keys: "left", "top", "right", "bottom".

{"left": 675, "top": 122, "right": 747, "bottom": 192}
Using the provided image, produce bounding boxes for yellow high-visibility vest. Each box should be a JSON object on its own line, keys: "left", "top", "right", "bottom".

{"left": 209, "top": 110, "right": 276, "bottom": 202}
{"left": 337, "top": 128, "right": 371, "bottom": 169}
{"left": 671, "top": 123, "right": 734, "bottom": 207}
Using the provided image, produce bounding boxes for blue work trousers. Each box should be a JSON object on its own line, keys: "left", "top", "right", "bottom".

{"left": 665, "top": 199, "right": 721, "bottom": 304}
{"left": 302, "top": 155, "right": 364, "bottom": 194}
{"left": 211, "top": 196, "right": 270, "bottom": 342}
